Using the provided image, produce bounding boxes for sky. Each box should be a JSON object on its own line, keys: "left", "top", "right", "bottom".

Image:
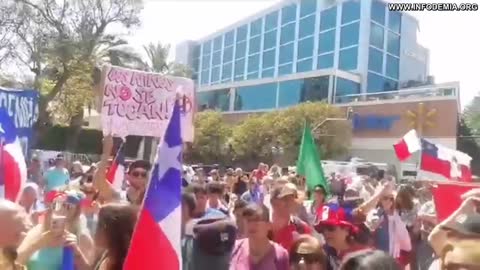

{"left": 127, "top": 0, "right": 480, "bottom": 108}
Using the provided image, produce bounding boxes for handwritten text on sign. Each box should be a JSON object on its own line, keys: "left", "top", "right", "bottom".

{"left": 101, "top": 65, "right": 194, "bottom": 140}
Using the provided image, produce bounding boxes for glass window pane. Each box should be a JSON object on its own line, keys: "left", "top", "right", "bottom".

{"left": 384, "top": 79, "right": 398, "bottom": 91}
{"left": 278, "top": 80, "right": 303, "bottom": 107}
{"left": 340, "top": 22, "right": 359, "bottom": 48}
{"left": 262, "top": 49, "right": 276, "bottom": 69}
{"left": 235, "top": 41, "right": 246, "bottom": 59}
{"left": 386, "top": 55, "right": 399, "bottom": 79}
{"left": 320, "top": 6, "right": 337, "bottom": 31}
{"left": 225, "top": 31, "right": 235, "bottom": 47}
{"left": 318, "top": 30, "right": 335, "bottom": 53}
{"left": 198, "top": 89, "right": 230, "bottom": 112}
{"left": 203, "top": 40, "right": 212, "bottom": 54}
{"left": 371, "top": 0, "right": 386, "bottom": 25}
{"left": 339, "top": 47, "right": 358, "bottom": 70}
{"left": 193, "top": 45, "right": 200, "bottom": 59}
{"left": 280, "top": 23, "right": 295, "bottom": 45}
{"left": 234, "top": 83, "right": 277, "bottom": 111}
{"left": 278, "top": 63, "right": 292, "bottom": 76}
{"left": 265, "top": 11, "right": 278, "bottom": 31}
{"left": 388, "top": 11, "right": 402, "bottom": 33}
{"left": 193, "top": 58, "right": 200, "bottom": 72}
{"left": 237, "top": 25, "right": 248, "bottom": 41}
{"left": 317, "top": 53, "right": 334, "bottom": 69}
{"left": 368, "top": 47, "right": 383, "bottom": 73}
{"left": 223, "top": 46, "right": 233, "bottom": 63}
{"left": 247, "top": 72, "right": 259, "bottom": 80}
{"left": 300, "top": 0, "right": 316, "bottom": 17}
{"left": 249, "top": 36, "right": 261, "bottom": 54}
{"left": 370, "top": 22, "right": 384, "bottom": 49}
{"left": 279, "top": 43, "right": 294, "bottom": 64}
{"left": 387, "top": 32, "right": 400, "bottom": 56}
{"left": 297, "top": 58, "right": 313, "bottom": 72}
{"left": 336, "top": 78, "right": 360, "bottom": 96}
{"left": 211, "top": 66, "right": 220, "bottom": 82}
{"left": 299, "top": 15, "right": 315, "bottom": 38}
{"left": 201, "top": 54, "right": 211, "bottom": 69}
{"left": 212, "top": 51, "right": 221, "bottom": 66}
{"left": 263, "top": 30, "right": 277, "bottom": 50}
{"left": 247, "top": 54, "right": 260, "bottom": 72}
{"left": 262, "top": 68, "right": 275, "bottom": 78}
{"left": 367, "top": 72, "right": 385, "bottom": 92}
{"left": 250, "top": 18, "right": 262, "bottom": 36}
{"left": 234, "top": 58, "right": 245, "bottom": 76}
{"left": 282, "top": 4, "right": 297, "bottom": 24}
{"left": 234, "top": 75, "right": 244, "bottom": 82}
{"left": 213, "top": 36, "right": 223, "bottom": 51}
{"left": 222, "top": 63, "right": 232, "bottom": 80}
{"left": 342, "top": 0, "right": 360, "bottom": 24}
{"left": 201, "top": 70, "right": 209, "bottom": 85}
{"left": 278, "top": 77, "right": 329, "bottom": 107}
{"left": 297, "top": 36, "right": 314, "bottom": 60}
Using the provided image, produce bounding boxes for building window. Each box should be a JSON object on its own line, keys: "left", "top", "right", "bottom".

{"left": 384, "top": 78, "right": 398, "bottom": 91}
{"left": 213, "top": 36, "right": 222, "bottom": 51}
{"left": 193, "top": 45, "right": 200, "bottom": 59}
{"left": 200, "top": 70, "right": 209, "bottom": 85}
{"left": 234, "top": 58, "right": 245, "bottom": 76}
{"left": 250, "top": 18, "right": 263, "bottom": 37}
{"left": 278, "top": 63, "right": 293, "bottom": 76}
{"left": 300, "top": 0, "right": 317, "bottom": 17}
{"left": 235, "top": 41, "right": 246, "bottom": 59}
{"left": 280, "top": 22, "right": 296, "bottom": 45}
{"left": 386, "top": 55, "right": 399, "bottom": 79}
{"left": 278, "top": 79, "right": 302, "bottom": 107}
{"left": 336, "top": 77, "right": 360, "bottom": 96}
{"left": 198, "top": 89, "right": 230, "bottom": 112}
{"left": 387, "top": 31, "right": 400, "bottom": 56}
{"left": 249, "top": 36, "right": 261, "bottom": 54}
{"left": 388, "top": 11, "right": 402, "bottom": 33}
{"left": 279, "top": 43, "right": 294, "bottom": 64}
{"left": 367, "top": 72, "right": 387, "bottom": 92}
{"left": 297, "top": 58, "right": 313, "bottom": 72}
{"left": 212, "top": 51, "right": 221, "bottom": 66}
{"left": 320, "top": 6, "right": 337, "bottom": 31}
{"left": 247, "top": 72, "right": 259, "bottom": 80}
{"left": 225, "top": 31, "right": 235, "bottom": 47}
{"left": 223, "top": 47, "right": 233, "bottom": 63}
{"left": 193, "top": 58, "right": 199, "bottom": 72}
{"left": 318, "top": 29, "right": 335, "bottom": 54}
{"left": 262, "top": 49, "right": 276, "bottom": 69}
{"left": 263, "top": 30, "right": 277, "bottom": 50}
{"left": 371, "top": 0, "right": 386, "bottom": 25}
{"left": 234, "top": 83, "right": 277, "bottom": 111}
{"left": 265, "top": 11, "right": 278, "bottom": 31}
{"left": 299, "top": 15, "right": 315, "bottom": 39}
{"left": 368, "top": 47, "right": 383, "bottom": 73}
{"left": 222, "top": 63, "right": 232, "bottom": 81}
{"left": 342, "top": 0, "right": 360, "bottom": 24}
{"left": 201, "top": 54, "right": 211, "bottom": 69}
{"left": 340, "top": 22, "right": 359, "bottom": 48}
{"left": 317, "top": 53, "right": 334, "bottom": 69}
{"left": 203, "top": 40, "right": 212, "bottom": 54}
{"left": 211, "top": 66, "right": 220, "bottom": 83}
{"left": 236, "top": 25, "right": 248, "bottom": 42}
{"left": 282, "top": 3, "right": 297, "bottom": 25}
{"left": 278, "top": 76, "right": 329, "bottom": 107}
{"left": 339, "top": 46, "right": 358, "bottom": 70}
{"left": 234, "top": 75, "right": 244, "bottom": 82}
{"left": 262, "top": 68, "right": 275, "bottom": 78}
{"left": 247, "top": 54, "right": 260, "bottom": 73}
{"left": 370, "top": 22, "right": 384, "bottom": 49}
{"left": 298, "top": 36, "right": 314, "bottom": 60}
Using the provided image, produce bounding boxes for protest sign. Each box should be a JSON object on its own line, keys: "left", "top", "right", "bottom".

{"left": 100, "top": 65, "right": 194, "bottom": 141}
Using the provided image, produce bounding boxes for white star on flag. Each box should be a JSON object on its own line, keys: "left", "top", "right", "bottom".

{"left": 156, "top": 142, "right": 182, "bottom": 181}
{"left": 0, "top": 123, "right": 4, "bottom": 134}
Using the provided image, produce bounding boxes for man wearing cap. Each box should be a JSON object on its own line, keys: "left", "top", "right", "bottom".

{"left": 270, "top": 183, "right": 312, "bottom": 251}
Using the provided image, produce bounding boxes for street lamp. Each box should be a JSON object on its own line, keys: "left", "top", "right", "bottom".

{"left": 312, "top": 107, "right": 354, "bottom": 134}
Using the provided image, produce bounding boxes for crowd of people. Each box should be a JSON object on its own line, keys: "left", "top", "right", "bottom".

{"left": 0, "top": 135, "right": 479, "bottom": 270}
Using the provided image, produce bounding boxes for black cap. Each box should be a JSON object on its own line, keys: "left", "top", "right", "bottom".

{"left": 443, "top": 213, "right": 480, "bottom": 237}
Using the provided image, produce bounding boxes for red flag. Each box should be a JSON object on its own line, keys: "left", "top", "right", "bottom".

{"left": 431, "top": 182, "right": 478, "bottom": 222}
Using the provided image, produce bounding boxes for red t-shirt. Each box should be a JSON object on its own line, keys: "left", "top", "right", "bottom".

{"left": 273, "top": 219, "right": 313, "bottom": 251}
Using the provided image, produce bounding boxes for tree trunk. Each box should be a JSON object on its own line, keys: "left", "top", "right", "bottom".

{"left": 65, "top": 109, "right": 85, "bottom": 152}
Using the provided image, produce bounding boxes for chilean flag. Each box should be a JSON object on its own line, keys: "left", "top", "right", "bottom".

{"left": 393, "top": 129, "right": 421, "bottom": 161}
{"left": 0, "top": 109, "right": 27, "bottom": 202}
{"left": 421, "top": 139, "right": 472, "bottom": 182}
{"left": 106, "top": 143, "right": 125, "bottom": 190}
{"left": 124, "top": 103, "right": 182, "bottom": 269}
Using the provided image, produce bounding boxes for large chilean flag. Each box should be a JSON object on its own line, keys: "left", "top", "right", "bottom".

{"left": 0, "top": 108, "right": 27, "bottom": 202}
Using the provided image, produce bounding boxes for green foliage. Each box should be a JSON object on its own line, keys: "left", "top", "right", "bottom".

{"left": 464, "top": 96, "right": 480, "bottom": 134}
{"left": 458, "top": 117, "right": 480, "bottom": 176}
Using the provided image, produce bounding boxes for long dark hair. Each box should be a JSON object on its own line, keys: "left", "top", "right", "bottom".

{"left": 96, "top": 203, "right": 138, "bottom": 270}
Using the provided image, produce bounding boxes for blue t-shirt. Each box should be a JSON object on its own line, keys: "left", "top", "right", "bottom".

{"left": 44, "top": 168, "right": 70, "bottom": 192}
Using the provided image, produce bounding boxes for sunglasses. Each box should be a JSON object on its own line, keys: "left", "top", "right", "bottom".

{"left": 382, "top": 196, "right": 394, "bottom": 201}
{"left": 131, "top": 171, "right": 147, "bottom": 178}
{"left": 291, "top": 253, "right": 323, "bottom": 265}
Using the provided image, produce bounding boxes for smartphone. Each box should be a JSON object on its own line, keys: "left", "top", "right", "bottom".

{"left": 50, "top": 215, "right": 66, "bottom": 236}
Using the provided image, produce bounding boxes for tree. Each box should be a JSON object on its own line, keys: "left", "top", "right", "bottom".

{"left": 143, "top": 41, "right": 192, "bottom": 77}
{"left": 184, "top": 110, "right": 232, "bottom": 164}
{"left": 464, "top": 95, "right": 480, "bottom": 135}
{"left": 5, "top": 0, "right": 143, "bottom": 150}
{"left": 458, "top": 117, "right": 480, "bottom": 176}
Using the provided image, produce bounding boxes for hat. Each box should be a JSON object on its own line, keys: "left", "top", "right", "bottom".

{"left": 442, "top": 213, "right": 480, "bottom": 237}
{"left": 271, "top": 183, "right": 297, "bottom": 200}
{"left": 313, "top": 185, "right": 326, "bottom": 194}
{"left": 193, "top": 213, "right": 236, "bottom": 256}
{"left": 314, "top": 203, "right": 357, "bottom": 233}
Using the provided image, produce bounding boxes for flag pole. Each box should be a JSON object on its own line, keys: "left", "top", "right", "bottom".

{"left": 415, "top": 134, "right": 423, "bottom": 182}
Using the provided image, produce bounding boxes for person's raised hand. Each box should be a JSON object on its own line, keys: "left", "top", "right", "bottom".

{"left": 457, "top": 196, "right": 480, "bottom": 215}
{"left": 63, "top": 231, "right": 78, "bottom": 247}
{"left": 461, "top": 188, "right": 480, "bottom": 201}
{"left": 379, "top": 181, "right": 394, "bottom": 196}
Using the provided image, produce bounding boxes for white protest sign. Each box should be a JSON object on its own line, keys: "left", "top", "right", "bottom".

{"left": 100, "top": 65, "right": 194, "bottom": 141}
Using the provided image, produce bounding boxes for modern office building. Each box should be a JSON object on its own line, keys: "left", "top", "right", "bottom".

{"left": 175, "top": 0, "right": 430, "bottom": 113}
